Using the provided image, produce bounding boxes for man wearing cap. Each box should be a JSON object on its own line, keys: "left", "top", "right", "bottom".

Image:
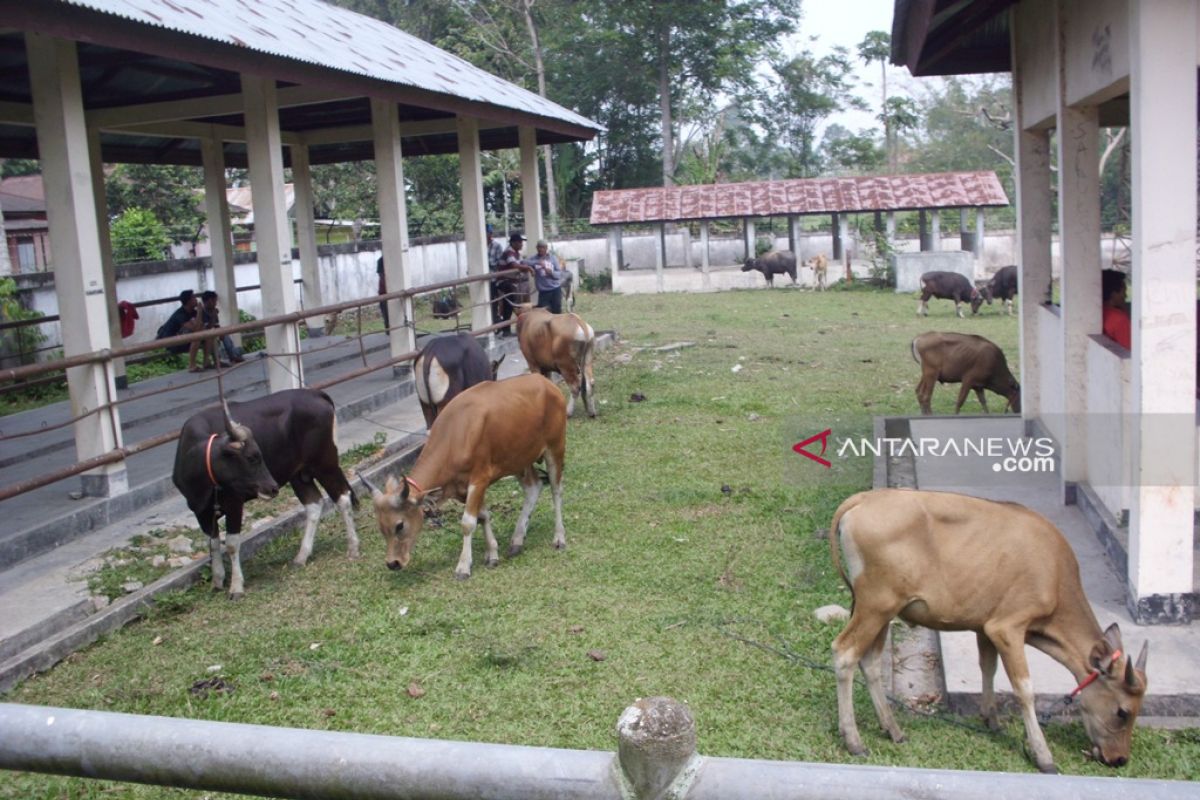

{"left": 486, "top": 224, "right": 506, "bottom": 324}
{"left": 496, "top": 231, "right": 533, "bottom": 335}
{"left": 529, "top": 239, "right": 565, "bottom": 314}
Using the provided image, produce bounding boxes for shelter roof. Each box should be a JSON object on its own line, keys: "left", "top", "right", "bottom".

{"left": 0, "top": 0, "right": 601, "bottom": 166}
{"left": 588, "top": 171, "right": 1009, "bottom": 226}
{"left": 890, "top": 0, "right": 1014, "bottom": 76}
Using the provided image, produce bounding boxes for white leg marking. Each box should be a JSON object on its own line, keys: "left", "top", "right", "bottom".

{"left": 544, "top": 451, "right": 566, "bottom": 550}
{"left": 293, "top": 502, "right": 322, "bottom": 566}
{"left": 225, "top": 534, "right": 245, "bottom": 598}
{"left": 338, "top": 493, "right": 359, "bottom": 559}
{"left": 209, "top": 536, "right": 225, "bottom": 591}
{"left": 455, "top": 485, "right": 479, "bottom": 579}
{"left": 481, "top": 505, "right": 500, "bottom": 567}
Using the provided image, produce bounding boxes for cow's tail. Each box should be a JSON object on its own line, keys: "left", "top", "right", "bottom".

{"left": 571, "top": 319, "right": 595, "bottom": 410}
{"left": 910, "top": 336, "right": 921, "bottom": 365}
{"left": 827, "top": 495, "right": 862, "bottom": 604}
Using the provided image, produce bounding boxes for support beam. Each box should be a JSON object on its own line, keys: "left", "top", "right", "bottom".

{"left": 655, "top": 224, "right": 665, "bottom": 293}
{"left": 88, "top": 85, "right": 354, "bottom": 130}
{"left": 200, "top": 138, "right": 240, "bottom": 349}
{"left": 787, "top": 215, "right": 800, "bottom": 259}
{"left": 1126, "top": 0, "right": 1197, "bottom": 623}
{"left": 975, "top": 208, "right": 985, "bottom": 260}
{"left": 680, "top": 226, "right": 692, "bottom": 270}
{"left": 831, "top": 213, "right": 842, "bottom": 260}
{"left": 243, "top": 74, "right": 303, "bottom": 391}
{"left": 700, "top": 220, "right": 711, "bottom": 289}
{"left": 1014, "top": 124, "right": 1052, "bottom": 420}
{"left": 291, "top": 143, "right": 324, "bottom": 336}
{"left": 838, "top": 214, "right": 850, "bottom": 268}
{"left": 87, "top": 126, "right": 124, "bottom": 390}
{"left": 373, "top": 98, "right": 416, "bottom": 358}
{"left": 929, "top": 210, "right": 940, "bottom": 252}
{"left": 458, "top": 116, "right": 490, "bottom": 331}
{"left": 27, "top": 33, "right": 126, "bottom": 498}
{"left": 518, "top": 126, "right": 543, "bottom": 245}
{"left": 743, "top": 218, "right": 755, "bottom": 261}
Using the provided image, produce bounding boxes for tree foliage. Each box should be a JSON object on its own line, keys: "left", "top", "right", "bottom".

{"left": 771, "top": 45, "right": 864, "bottom": 178}
{"left": 105, "top": 164, "right": 206, "bottom": 250}
{"left": 110, "top": 207, "right": 171, "bottom": 264}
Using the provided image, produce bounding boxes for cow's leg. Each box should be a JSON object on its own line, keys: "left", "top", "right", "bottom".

{"left": 455, "top": 482, "right": 485, "bottom": 580}
{"left": 582, "top": 342, "right": 598, "bottom": 418}
{"left": 953, "top": 383, "right": 972, "bottom": 414}
{"left": 508, "top": 467, "right": 543, "bottom": 558}
{"left": 1005, "top": 298, "right": 1014, "bottom": 316}
{"left": 479, "top": 504, "right": 500, "bottom": 568}
{"left": 337, "top": 492, "right": 360, "bottom": 559}
{"left": 977, "top": 632, "right": 1002, "bottom": 731}
{"left": 859, "top": 625, "right": 906, "bottom": 743}
{"left": 917, "top": 294, "right": 929, "bottom": 316}
{"left": 986, "top": 620, "right": 1056, "bottom": 773}
{"left": 209, "top": 536, "right": 225, "bottom": 591}
{"left": 955, "top": 300, "right": 965, "bottom": 319}
{"left": 560, "top": 361, "right": 583, "bottom": 418}
{"left": 832, "top": 607, "right": 890, "bottom": 756}
{"left": 544, "top": 444, "right": 567, "bottom": 550}
{"left": 291, "top": 480, "right": 323, "bottom": 567}
{"left": 974, "top": 387, "right": 990, "bottom": 414}
{"left": 916, "top": 368, "right": 937, "bottom": 415}
{"left": 225, "top": 533, "right": 246, "bottom": 599}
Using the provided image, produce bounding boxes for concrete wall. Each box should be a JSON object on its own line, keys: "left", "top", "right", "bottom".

{"left": 1086, "top": 335, "right": 1132, "bottom": 517}
{"left": 1038, "top": 304, "right": 1066, "bottom": 444}
{"left": 892, "top": 251, "right": 976, "bottom": 293}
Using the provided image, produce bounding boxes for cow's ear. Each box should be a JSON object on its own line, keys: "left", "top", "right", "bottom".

{"left": 226, "top": 440, "right": 244, "bottom": 452}
{"left": 385, "top": 475, "right": 400, "bottom": 495}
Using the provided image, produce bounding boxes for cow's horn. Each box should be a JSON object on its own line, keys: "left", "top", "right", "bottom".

{"left": 358, "top": 472, "right": 382, "bottom": 498}
{"left": 1134, "top": 640, "right": 1149, "bottom": 673}
{"left": 222, "top": 399, "right": 250, "bottom": 442}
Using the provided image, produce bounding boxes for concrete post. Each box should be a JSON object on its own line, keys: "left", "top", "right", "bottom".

{"left": 519, "top": 126, "right": 543, "bottom": 246}
{"left": 26, "top": 33, "right": 127, "bottom": 498}
{"left": 1126, "top": 0, "right": 1197, "bottom": 623}
{"left": 975, "top": 208, "right": 986, "bottom": 260}
{"left": 615, "top": 697, "right": 699, "bottom": 800}
{"left": 929, "top": 209, "right": 940, "bottom": 252}
{"left": 1013, "top": 117, "right": 1052, "bottom": 421}
{"left": 786, "top": 214, "right": 798, "bottom": 256}
{"left": 699, "top": 220, "right": 711, "bottom": 289}
{"left": 372, "top": 97, "right": 416, "bottom": 361}
{"left": 655, "top": 224, "right": 665, "bottom": 293}
{"left": 831, "top": 213, "right": 842, "bottom": 260}
{"left": 200, "top": 138, "right": 241, "bottom": 349}
{"left": 918, "top": 210, "right": 930, "bottom": 251}
{"left": 459, "top": 116, "right": 491, "bottom": 331}
{"left": 86, "top": 127, "right": 125, "bottom": 390}
{"left": 959, "top": 208, "right": 971, "bottom": 254}
{"left": 885, "top": 211, "right": 896, "bottom": 249}
{"left": 742, "top": 218, "right": 755, "bottom": 261}
{"left": 291, "top": 143, "right": 324, "bottom": 337}
{"left": 607, "top": 228, "right": 620, "bottom": 276}
{"left": 838, "top": 214, "right": 850, "bottom": 266}
{"left": 242, "top": 74, "right": 303, "bottom": 391}
{"left": 680, "top": 226, "right": 692, "bottom": 270}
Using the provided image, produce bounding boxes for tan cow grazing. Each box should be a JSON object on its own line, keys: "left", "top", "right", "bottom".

{"left": 912, "top": 331, "right": 1020, "bottom": 415}
{"left": 807, "top": 253, "right": 828, "bottom": 290}
{"left": 361, "top": 373, "right": 567, "bottom": 580}
{"left": 516, "top": 306, "right": 597, "bottom": 418}
{"left": 828, "top": 489, "right": 1148, "bottom": 774}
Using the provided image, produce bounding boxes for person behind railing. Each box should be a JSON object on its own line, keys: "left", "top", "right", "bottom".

{"left": 377, "top": 256, "right": 389, "bottom": 330}
{"left": 200, "top": 290, "right": 245, "bottom": 367}
{"left": 495, "top": 232, "right": 533, "bottom": 336}
{"left": 529, "top": 239, "right": 565, "bottom": 314}
{"left": 486, "top": 223, "right": 506, "bottom": 325}
{"left": 1101, "top": 268, "right": 1131, "bottom": 350}
{"left": 155, "top": 289, "right": 208, "bottom": 371}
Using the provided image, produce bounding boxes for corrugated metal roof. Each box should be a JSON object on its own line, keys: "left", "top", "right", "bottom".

{"left": 64, "top": 0, "right": 599, "bottom": 133}
{"left": 589, "top": 171, "right": 1009, "bottom": 225}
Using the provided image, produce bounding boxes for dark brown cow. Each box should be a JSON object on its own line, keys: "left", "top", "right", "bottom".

{"left": 911, "top": 331, "right": 1020, "bottom": 414}
{"left": 985, "top": 265, "right": 1019, "bottom": 315}
{"left": 917, "top": 270, "right": 984, "bottom": 317}
{"left": 516, "top": 307, "right": 597, "bottom": 417}
{"left": 414, "top": 333, "right": 504, "bottom": 428}
{"left": 742, "top": 250, "right": 797, "bottom": 286}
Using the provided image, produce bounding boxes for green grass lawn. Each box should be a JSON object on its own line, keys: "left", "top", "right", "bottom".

{"left": 4, "top": 286, "right": 1197, "bottom": 797}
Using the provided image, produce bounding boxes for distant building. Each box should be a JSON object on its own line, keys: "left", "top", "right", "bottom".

{"left": 1, "top": 175, "right": 50, "bottom": 274}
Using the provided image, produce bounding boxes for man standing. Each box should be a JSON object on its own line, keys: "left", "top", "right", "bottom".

{"left": 529, "top": 240, "right": 565, "bottom": 314}
{"left": 496, "top": 232, "right": 533, "bottom": 335}
{"left": 486, "top": 223, "right": 506, "bottom": 324}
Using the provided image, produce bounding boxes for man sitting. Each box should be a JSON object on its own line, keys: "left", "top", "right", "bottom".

{"left": 156, "top": 289, "right": 207, "bottom": 371}
{"left": 1101, "top": 269, "right": 1131, "bottom": 350}
{"left": 199, "top": 290, "right": 245, "bottom": 366}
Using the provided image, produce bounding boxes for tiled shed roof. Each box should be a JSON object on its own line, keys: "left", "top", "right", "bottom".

{"left": 589, "top": 171, "right": 1009, "bottom": 225}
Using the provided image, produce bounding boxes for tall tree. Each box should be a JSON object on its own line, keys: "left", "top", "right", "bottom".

{"left": 105, "top": 164, "right": 207, "bottom": 253}
{"left": 771, "top": 45, "right": 863, "bottom": 178}
{"left": 857, "top": 30, "right": 893, "bottom": 172}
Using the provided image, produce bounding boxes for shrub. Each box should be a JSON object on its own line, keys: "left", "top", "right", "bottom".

{"left": 111, "top": 208, "right": 170, "bottom": 263}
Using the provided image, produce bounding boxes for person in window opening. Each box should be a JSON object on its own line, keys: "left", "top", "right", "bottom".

{"left": 155, "top": 289, "right": 206, "bottom": 371}
{"left": 496, "top": 232, "right": 533, "bottom": 336}
{"left": 200, "top": 290, "right": 245, "bottom": 367}
{"left": 1101, "top": 268, "right": 1131, "bottom": 350}
{"left": 377, "top": 256, "right": 389, "bottom": 330}
{"left": 529, "top": 239, "right": 565, "bottom": 314}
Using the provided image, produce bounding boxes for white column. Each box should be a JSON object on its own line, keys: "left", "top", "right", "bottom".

{"left": 655, "top": 224, "right": 665, "bottom": 292}
{"left": 1127, "top": 0, "right": 1197, "bottom": 619}
{"left": 929, "top": 210, "right": 940, "bottom": 252}
{"left": 838, "top": 214, "right": 850, "bottom": 268}
{"left": 959, "top": 208, "right": 970, "bottom": 253}
{"left": 200, "top": 138, "right": 240, "bottom": 349}
{"left": 459, "top": 116, "right": 490, "bottom": 331}
{"left": 1014, "top": 129, "right": 1052, "bottom": 420}
{"left": 291, "top": 144, "right": 324, "bottom": 336}
{"left": 975, "top": 208, "right": 986, "bottom": 261}
{"left": 87, "top": 127, "right": 124, "bottom": 389}
{"left": 787, "top": 214, "right": 799, "bottom": 257}
{"left": 832, "top": 213, "right": 842, "bottom": 259}
{"left": 680, "top": 226, "right": 693, "bottom": 270}
{"left": 885, "top": 211, "right": 896, "bottom": 248}
{"left": 607, "top": 228, "right": 620, "bottom": 275}
{"left": 743, "top": 218, "right": 755, "bottom": 261}
{"left": 242, "top": 74, "right": 302, "bottom": 391}
{"left": 700, "top": 220, "right": 711, "bottom": 289}
{"left": 372, "top": 97, "right": 416, "bottom": 358}
{"left": 27, "top": 33, "right": 126, "bottom": 497}
{"left": 518, "top": 126, "right": 543, "bottom": 245}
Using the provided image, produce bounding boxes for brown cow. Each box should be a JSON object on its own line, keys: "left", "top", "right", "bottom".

{"left": 516, "top": 307, "right": 597, "bottom": 417}
{"left": 362, "top": 373, "right": 567, "bottom": 580}
{"left": 807, "top": 253, "right": 828, "bottom": 291}
{"left": 828, "top": 489, "right": 1148, "bottom": 774}
{"left": 911, "top": 331, "right": 1020, "bottom": 415}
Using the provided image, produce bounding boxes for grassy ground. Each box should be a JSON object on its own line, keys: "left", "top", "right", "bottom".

{"left": 4, "top": 286, "right": 1197, "bottom": 798}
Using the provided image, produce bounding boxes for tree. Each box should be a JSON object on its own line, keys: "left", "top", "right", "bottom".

{"left": 857, "top": 30, "right": 894, "bottom": 172}
{"left": 771, "top": 46, "right": 864, "bottom": 177}
{"left": 821, "top": 124, "right": 884, "bottom": 175}
{"left": 308, "top": 162, "right": 378, "bottom": 241}
{"left": 106, "top": 164, "right": 206, "bottom": 253}
{"left": 110, "top": 208, "right": 170, "bottom": 263}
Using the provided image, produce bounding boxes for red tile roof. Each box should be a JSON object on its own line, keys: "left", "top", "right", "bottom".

{"left": 588, "top": 171, "right": 1009, "bottom": 225}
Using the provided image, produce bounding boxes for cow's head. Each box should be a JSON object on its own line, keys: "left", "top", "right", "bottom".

{"left": 490, "top": 353, "right": 506, "bottom": 380}
{"left": 980, "top": 282, "right": 995, "bottom": 305}
{"left": 211, "top": 401, "right": 278, "bottom": 500}
{"left": 361, "top": 473, "right": 437, "bottom": 571}
{"left": 741, "top": 258, "right": 760, "bottom": 273}
{"left": 1005, "top": 379, "right": 1022, "bottom": 413}
{"left": 1077, "top": 624, "right": 1148, "bottom": 767}
{"left": 969, "top": 287, "right": 985, "bottom": 315}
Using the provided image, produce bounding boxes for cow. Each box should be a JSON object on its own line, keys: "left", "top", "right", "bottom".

{"left": 985, "top": 265, "right": 1019, "bottom": 315}
{"left": 414, "top": 333, "right": 504, "bottom": 428}
{"left": 172, "top": 389, "right": 359, "bottom": 599}
{"left": 561, "top": 270, "right": 576, "bottom": 312}
{"left": 516, "top": 306, "right": 597, "bottom": 418}
{"left": 361, "top": 373, "right": 567, "bottom": 580}
{"left": 807, "top": 253, "right": 829, "bottom": 291}
{"left": 911, "top": 331, "right": 1020, "bottom": 415}
{"left": 917, "top": 270, "right": 984, "bottom": 317}
{"left": 828, "top": 488, "right": 1148, "bottom": 773}
{"left": 741, "top": 250, "right": 797, "bottom": 287}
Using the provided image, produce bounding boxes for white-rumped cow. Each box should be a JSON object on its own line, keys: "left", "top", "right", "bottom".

{"left": 917, "top": 270, "right": 984, "bottom": 317}
{"left": 742, "top": 250, "right": 797, "bottom": 287}
{"left": 414, "top": 333, "right": 504, "bottom": 428}
{"left": 362, "top": 373, "right": 567, "bottom": 580}
{"left": 911, "top": 331, "right": 1020, "bottom": 414}
{"left": 516, "top": 307, "right": 597, "bottom": 417}
{"left": 172, "top": 389, "right": 359, "bottom": 598}
{"left": 829, "top": 488, "right": 1148, "bottom": 773}
{"left": 985, "top": 265, "right": 1019, "bottom": 315}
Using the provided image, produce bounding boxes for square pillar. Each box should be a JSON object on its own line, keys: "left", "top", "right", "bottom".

{"left": 699, "top": 220, "right": 711, "bottom": 288}
{"left": 291, "top": 143, "right": 324, "bottom": 336}
{"left": 831, "top": 213, "right": 842, "bottom": 260}
{"left": 1014, "top": 130, "right": 1053, "bottom": 420}
{"left": 1126, "top": 0, "right": 1197, "bottom": 622}
{"left": 975, "top": 208, "right": 986, "bottom": 260}
{"left": 27, "top": 33, "right": 126, "bottom": 497}
{"left": 87, "top": 127, "right": 125, "bottom": 390}
{"left": 655, "top": 223, "right": 665, "bottom": 292}
{"left": 458, "top": 116, "right": 490, "bottom": 331}
{"left": 518, "top": 126, "right": 544, "bottom": 245}
{"left": 743, "top": 218, "right": 755, "bottom": 261}
{"left": 680, "top": 226, "right": 693, "bottom": 270}
{"left": 372, "top": 97, "right": 416, "bottom": 359}
{"left": 243, "top": 74, "right": 303, "bottom": 391}
{"left": 928, "top": 210, "right": 940, "bottom": 252}
{"left": 885, "top": 211, "right": 896, "bottom": 247}
{"left": 201, "top": 138, "right": 240, "bottom": 349}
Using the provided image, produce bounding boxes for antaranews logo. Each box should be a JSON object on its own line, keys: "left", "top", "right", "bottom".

{"left": 792, "top": 428, "right": 832, "bottom": 468}
{"left": 791, "top": 427, "right": 1056, "bottom": 475}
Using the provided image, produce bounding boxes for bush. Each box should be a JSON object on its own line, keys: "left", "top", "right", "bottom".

{"left": 579, "top": 270, "right": 611, "bottom": 293}
{"left": 0, "top": 277, "right": 46, "bottom": 365}
{"left": 111, "top": 208, "right": 170, "bottom": 263}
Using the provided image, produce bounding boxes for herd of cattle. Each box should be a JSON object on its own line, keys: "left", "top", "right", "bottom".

{"left": 169, "top": 273, "right": 1149, "bottom": 775}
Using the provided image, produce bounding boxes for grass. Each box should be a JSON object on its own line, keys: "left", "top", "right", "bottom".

{"left": 3, "top": 286, "right": 1197, "bottom": 798}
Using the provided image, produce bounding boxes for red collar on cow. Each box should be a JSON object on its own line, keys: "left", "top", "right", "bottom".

{"left": 405, "top": 476, "right": 424, "bottom": 494}
{"left": 204, "top": 433, "right": 220, "bottom": 487}
{"left": 1068, "top": 648, "right": 1122, "bottom": 700}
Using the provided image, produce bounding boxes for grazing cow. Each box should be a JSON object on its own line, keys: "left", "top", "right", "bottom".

{"left": 742, "top": 250, "right": 797, "bottom": 287}
{"left": 561, "top": 270, "right": 576, "bottom": 312}
{"left": 985, "top": 265, "right": 1018, "bottom": 315}
{"left": 911, "top": 331, "right": 1020, "bottom": 414}
{"left": 414, "top": 333, "right": 504, "bottom": 428}
{"left": 829, "top": 489, "right": 1148, "bottom": 773}
{"left": 516, "top": 307, "right": 597, "bottom": 417}
{"left": 361, "top": 374, "right": 567, "bottom": 580}
{"left": 917, "top": 270, "right": 984, "bottom": 317}
{"left": 172, "top": 389, "right": 359, "bottom": 599}
{"left": 807, "top": 253, "right": 829, "bottom": 291}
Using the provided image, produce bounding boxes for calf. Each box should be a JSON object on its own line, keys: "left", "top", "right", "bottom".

{"left": 986, "top": 265, "right": 1018, "bottom": 315}
{"left": 414, "top": 333, "right": 504, "bottom": 428}
{"left": 742, "top": 250, "right": 797, "bottom": 287}
{"left": 829, "top": 488, "right": 1148, "bottom": 773}
{"left": 917, "top": 270, "right": 984, "bottom": 317}
{"left": 911, "top": 331, "right": 1020, "bottom": 414}
{"left": 516, "top": 307, "right": 597, "bottom": 417}
{"left": 362, "top": 373, "right": 567, "bottom": 580}
{"left": 807, "top": 253, "right": 828, "bottom": 290}
{"left": 172, "top": 389, "right": 359, "bottom": 598}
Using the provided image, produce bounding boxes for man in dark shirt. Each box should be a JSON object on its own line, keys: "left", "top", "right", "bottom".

{"left": 495, "top": 232, "right": 533, "bottom": 335}
{"left": 156, "top": 290, "right": 203, "bottom": 365}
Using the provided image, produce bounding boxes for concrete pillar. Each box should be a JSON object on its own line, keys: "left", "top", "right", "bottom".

{"left": 655, "top": 224, "right": 665, "bottom": 292}
{"left": 1126, "top": 0, "right": 1197, "bottom": 623}
{"left": 242, "top": 74, "right": 302, "bottom": 391}
{"left": 743, "top": 218, "right": 755, "bottom": 261}
{"left": 699, "top": 220, "right": 711, "bottom": 288}
{"left": 958, "top": 208, "right": 971, "bottom": 253}
{"left": 87, "top": 127, "right": 125, "bottom": 390}
{"left": 518, "top": 126, "right": 543, "bottom": 246}
{"left": 831, "top": 213, "right": 842, "bottom": 260}
{"left": 975, "top": 208, "right": 986, "bottom": 260}
{"left": 372, "top": 97, "right": 416, "bottom": 359}
{"left": 291, "top": 143, "right": 323, "bottom": 337}
{"left": 607, "top": 228, "right": 621, "bottom": 275}
{"left": 1014, "top": 125, "right": 1052, "bottom": 420}
{"left": 787, "top": 215, "right": 800, "bottom": 258}
{"left": 885, "top": 211, "right": 896, "bottom": 248}
{"left": 929, "top": 209, "right": 941, "bottom": 252}
{"left": 200, "top": 138, "right": 240, "bottom": 349}
{"left": 458, "top": 116, "right": 490, "bottom": 331}
{"left": 918, "top": 209, "right": 930, "bottom": 251}
{"left": 680, "top": 226, "right": 692, "bottom": 269}
{"left": 838, "top": 214, "right": 850, "bottom": 265}
{"left": 27, "top": 33, "right": 126, "bottom": 497}
{"left": 616, "top": 697, "right": 698, "bottom": 800}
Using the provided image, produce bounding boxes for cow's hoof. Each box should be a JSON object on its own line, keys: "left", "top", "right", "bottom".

{"left": 983, "top": 716, "right": 1002, "bottom": 732}
{"left": 847, "top": 744, "right": 869, "bottom": 758}
{"left": 228, "top": 592, "right": 244, "bottom": 601}
{"left": 507, "top": 544, "right": 523, "bottom": 558}
{"left": 1037, "top": 763, "right": 1059, "bottom": 775}
{"left": 888, "top": 731, "right": 907, "bottom": 744}
{"left": 553, "top": 540, "right": 566, "bottom": 551}
{"left": 485, "top": 557, "right": 500, "bottom": 568}
{"left": 454, "top": 571, "right": 471, "bottom": 581}
{"left": 291, "top": 557, "right": 308, "bottom": 567}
